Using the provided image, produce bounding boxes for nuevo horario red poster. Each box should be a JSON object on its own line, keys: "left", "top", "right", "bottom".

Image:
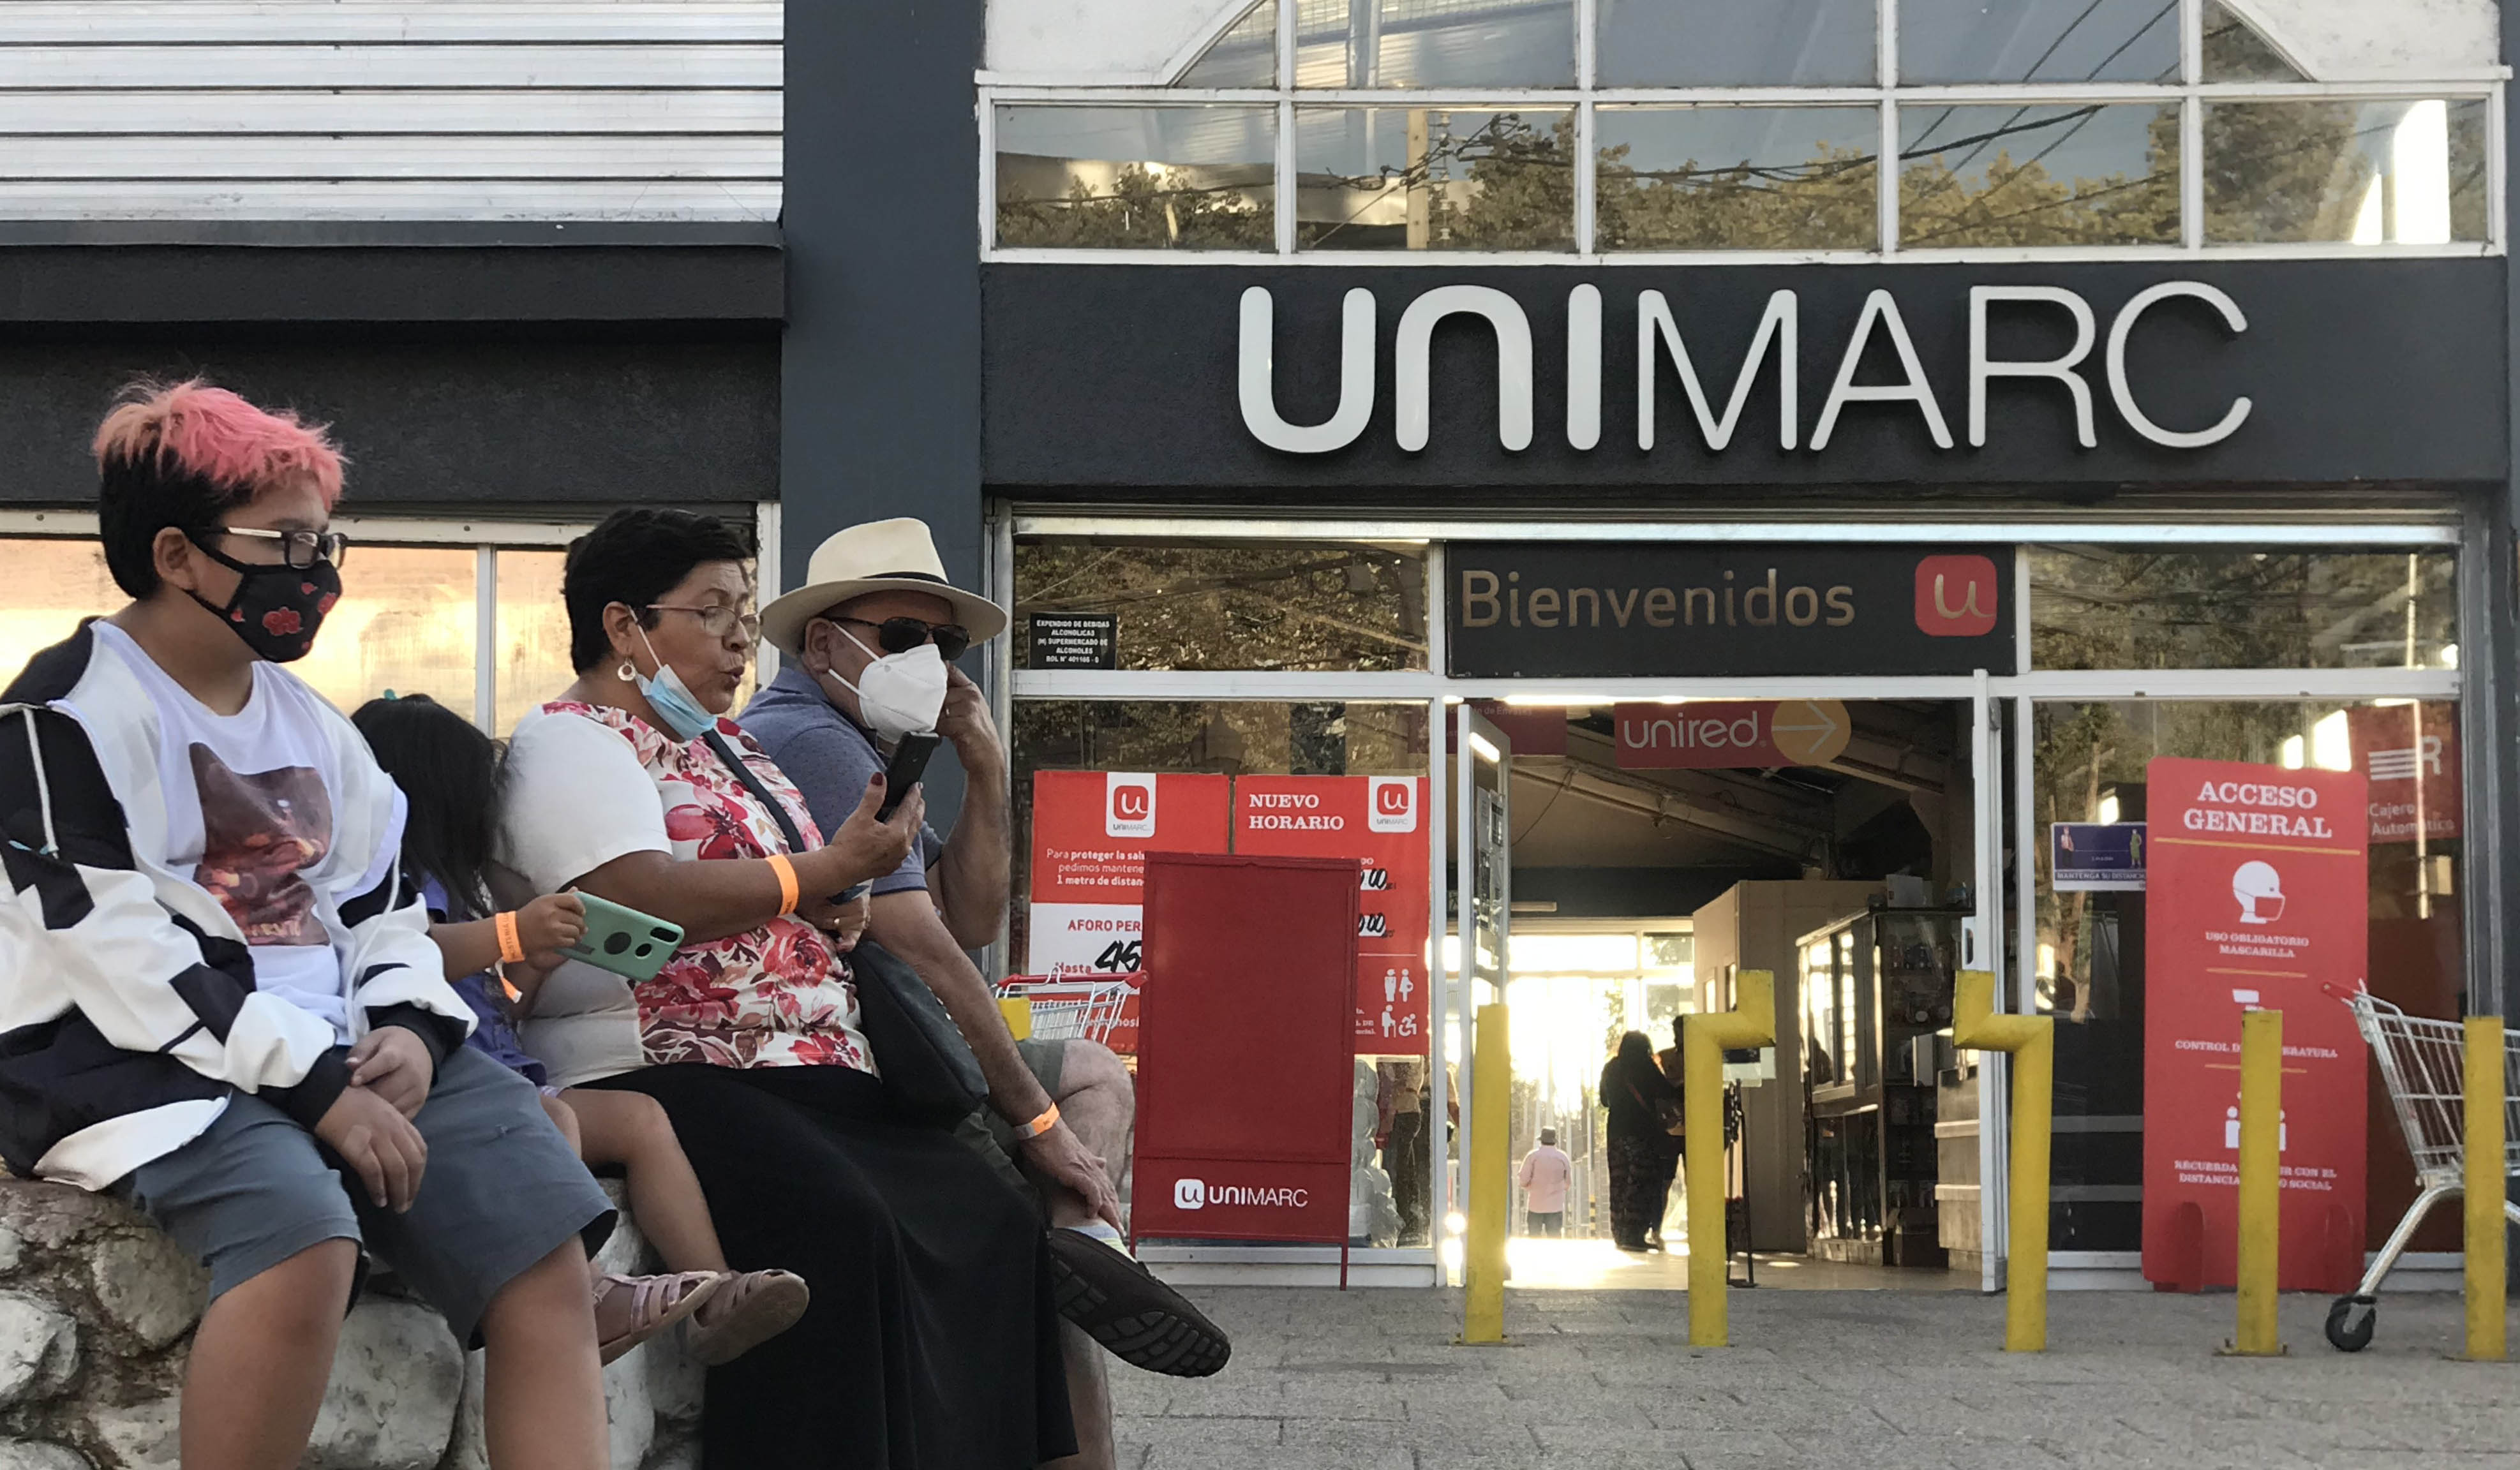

{"left": 1232, "top": 776, "right": 1432, "bottom": 1053}
{"left": 2141, "top": 757, "right": 2369, "bottom": 1292}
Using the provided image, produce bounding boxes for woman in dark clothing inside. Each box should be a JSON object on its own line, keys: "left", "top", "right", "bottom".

{"left": 1600, "top": 1030, "right": 1680, "bottom": 1253}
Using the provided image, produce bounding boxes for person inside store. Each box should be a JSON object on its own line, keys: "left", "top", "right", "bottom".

{"left": 1517, "top": 1126, "right": 1572, "bottom": 1238}
{"left": 1648, "top": 1015, "right": 1689, "bottom": 1252}
{"left": 0, "top": 381, "right": 617, "bottom": 1470}
{"left": 493, "top": 507, "right": 1085, "bottom": 1468}
{"left": 740, "top": 517, "right": 1230, "bottom": 1467}
{"left": 1601, "top": 1030, "right": 1681, "bottom": 1254}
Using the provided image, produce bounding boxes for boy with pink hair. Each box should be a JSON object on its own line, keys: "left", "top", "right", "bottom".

{"left": 0, "top": 381, "right": 615, "bottom": 1470}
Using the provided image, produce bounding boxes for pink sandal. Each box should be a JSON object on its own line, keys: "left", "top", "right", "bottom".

{"left": 593, "top": 1270, "right": 722, "bottom": 1365}
{"left": 684, "top": 1268, "right": 811, "bottom": 1367}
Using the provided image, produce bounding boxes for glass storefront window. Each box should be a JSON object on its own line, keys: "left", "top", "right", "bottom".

{"left": 1898, "top": 0, "right": 2178, "bottom": 84}
{"left": 0, "top": 529, "right": 716, "bottom": 737}
{"left": 1596, "top": 0, "right": 1872, "bottom": 87}
{"left": 493, "top": 549, "right": 575, "bottom": 736}
{"left": 1179, "top": 0, "right": 1278, "bottom": 87}
{"left": 2031, "top": 697, "right": 2466, "bottom": 1255}
{"left": 0, "top": 537, "right": 119, "bottom": 681}
{"left": 1294, "top": 0, "right": 1575, "bottom": 89}
{"left": 2030, "top": 547, "right": 2457, "bottom": 671}
{"left": 2204, "top": 98, "right": 2491, "bottom": 245}
{"left": 1015, "top": 697, "right": 1435, "bottom": 1245}
{"left": 994, "top": 105, "right": 1276, "bottom": 251}
{"left": 1899, "top": 103, "right": 2179, "bottom": 248}
{"left": 2199, "top": 0, "right": 2304, "bottom": 83}
{"left": 1595, "top": 105, "right": 1878, "bottom": 253}
{"left": 292, "top": 546, "right": 478, "bottom": 717}
{"left": 1013, "top": 538, "right": 1428, "bottom": 671}
{"left": 1295, "top": 107, "right": 1574, "bottom": 252}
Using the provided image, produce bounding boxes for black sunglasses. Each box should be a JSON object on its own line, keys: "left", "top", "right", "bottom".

{"left": 833, "top": 614, "right": 971, "bottom": 662}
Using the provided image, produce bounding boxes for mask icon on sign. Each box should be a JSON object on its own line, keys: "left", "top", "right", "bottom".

{"left": 2232, "top": 860, "right": 2285, "bottom": 925}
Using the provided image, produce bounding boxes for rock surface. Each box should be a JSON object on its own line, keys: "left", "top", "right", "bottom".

{"left": 0, "top": 1178, "right": 697, "bottom": 1470}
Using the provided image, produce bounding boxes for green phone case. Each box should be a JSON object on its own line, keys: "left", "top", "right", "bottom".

{"left": 562, "top": 893, "right": 685, "bottom": 983}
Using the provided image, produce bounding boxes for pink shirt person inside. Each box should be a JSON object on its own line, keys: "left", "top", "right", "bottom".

{"left": 1518, "top": 1134, "right": 1573, "bottom": 1214}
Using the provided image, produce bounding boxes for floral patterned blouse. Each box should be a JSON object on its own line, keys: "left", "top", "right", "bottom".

{"left": 498, "top": 700, "right": 875, "bottom": 1075}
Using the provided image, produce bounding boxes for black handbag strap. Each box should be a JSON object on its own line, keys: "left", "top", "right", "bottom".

{"left": 702, "top": 729, "right": 809, "bottom": 856}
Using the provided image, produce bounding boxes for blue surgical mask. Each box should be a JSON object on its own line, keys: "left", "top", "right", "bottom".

{"left": 634, "top": 627, "right": 719, "bottom": 741}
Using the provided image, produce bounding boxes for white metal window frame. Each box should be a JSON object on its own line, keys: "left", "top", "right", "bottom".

{"left": 0, "top": 505, "right": 785, "bottom": 730}
{"left": 978, "top": 0, "right": 2509, "bottom": 264}
{"left": 992, "top": 508, "right": 2473, "bottom": 1282}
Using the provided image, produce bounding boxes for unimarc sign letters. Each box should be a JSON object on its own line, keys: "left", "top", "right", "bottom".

{"left": 1237, "top": 281, "right": 2249, "bottom": 456}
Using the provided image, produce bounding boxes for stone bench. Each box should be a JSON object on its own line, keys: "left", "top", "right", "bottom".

{"left": 0, "top": 1180, "right": 698, "bottom": 1470}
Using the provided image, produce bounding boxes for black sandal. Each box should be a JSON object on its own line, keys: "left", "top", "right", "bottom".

{"left": 1044, "top": 1228, "right": 1232, "bottom": 1378}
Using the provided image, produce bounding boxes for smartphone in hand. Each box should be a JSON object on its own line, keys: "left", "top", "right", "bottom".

{"left": 877, "top": 733, "right": 941, "bottom": 822}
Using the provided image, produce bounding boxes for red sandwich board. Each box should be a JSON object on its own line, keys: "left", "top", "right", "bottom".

{"left": 2142, "top": 757, "right": 2369, "bottom": 1293}
{"left": 1133, "top": 853, "right": 1356, "bottom": 1252}
{"left": 1230, "top": 776, "right": 1432, "bottom": 1053}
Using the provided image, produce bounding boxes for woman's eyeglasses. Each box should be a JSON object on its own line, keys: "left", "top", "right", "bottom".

{"left": 648, "top": 604, "right": 763, "bottom": 642}
{"left": 208, "top": 526, "right": 350, "bottom": 570}
{"left": 833, "top": 615, "right": 971, "bottom": 662}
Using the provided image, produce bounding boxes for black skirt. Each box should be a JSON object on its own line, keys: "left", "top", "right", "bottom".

{"left": 583, "top": 1063, "right": 1076, "bottom": 1470}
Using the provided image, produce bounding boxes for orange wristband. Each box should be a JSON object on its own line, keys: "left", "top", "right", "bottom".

{"left": 1014, "top": 1101, "right": 1061, "bottom": 1140}
{"left": 766, "top": 853, "right": 800, "bottom": 917}
{"left": 493, "top": 910, "right": 526, "bottom": 967}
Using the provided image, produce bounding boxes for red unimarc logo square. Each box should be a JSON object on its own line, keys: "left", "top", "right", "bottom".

{"left": 1914, "top": 555, "right": 1999, "bottom": 637}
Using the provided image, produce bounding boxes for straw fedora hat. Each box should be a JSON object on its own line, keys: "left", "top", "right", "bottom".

{"left": 760, "top": 518, "right": 1009, "bottom": 657}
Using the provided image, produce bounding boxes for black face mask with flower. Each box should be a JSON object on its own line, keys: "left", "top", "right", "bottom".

{"left": 183, "top": 535, "right": 341, "bottom": 664}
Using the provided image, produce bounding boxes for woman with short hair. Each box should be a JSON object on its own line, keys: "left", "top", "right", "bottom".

{"left": 493, "top": 507, "right": 1075, "bottom": 1469}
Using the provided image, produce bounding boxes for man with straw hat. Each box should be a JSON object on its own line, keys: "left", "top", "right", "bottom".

{"left": 744, "top": 519, "right": 1228, "bottom": 1465}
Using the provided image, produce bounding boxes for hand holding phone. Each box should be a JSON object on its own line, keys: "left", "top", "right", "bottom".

{"left": 876, "top": 732, "right": 941, "bottom": 822}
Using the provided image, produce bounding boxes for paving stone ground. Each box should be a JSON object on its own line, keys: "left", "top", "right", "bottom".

{"left": 1114, "top": 1287, "right": 2520, "bottom": 1469}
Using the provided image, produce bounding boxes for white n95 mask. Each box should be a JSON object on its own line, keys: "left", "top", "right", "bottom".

{"left": 821, "top": 628, "right": 948, "bottom": 742}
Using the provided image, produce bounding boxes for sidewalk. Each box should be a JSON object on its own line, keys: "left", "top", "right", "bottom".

{"left": 1114, "top": 1287, "right": 2520, "bottom": 1469}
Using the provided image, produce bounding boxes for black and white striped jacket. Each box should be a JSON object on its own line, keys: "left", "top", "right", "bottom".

{"left": 0, "top": 623, "right": 472, "bottom": 1188}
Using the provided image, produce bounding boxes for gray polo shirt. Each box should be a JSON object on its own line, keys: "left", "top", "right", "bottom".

{"left": 739, "top": 664, "right": 942, "bottom": 896}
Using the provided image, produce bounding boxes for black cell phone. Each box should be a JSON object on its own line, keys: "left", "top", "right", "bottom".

{"left": 876, "top": 732, "right": 941, "bottom": 822}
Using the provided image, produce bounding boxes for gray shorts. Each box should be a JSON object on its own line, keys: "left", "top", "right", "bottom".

{"left": 115, "top": 1047, "right": 615, "bottom": 1346}
{"left": 957, "top": 1038, "right": 1071, "bottom": 1203}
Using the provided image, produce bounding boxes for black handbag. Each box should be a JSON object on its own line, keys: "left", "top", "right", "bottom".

{"left": 701, "top": 730, "right": 987, "bottom": 1125}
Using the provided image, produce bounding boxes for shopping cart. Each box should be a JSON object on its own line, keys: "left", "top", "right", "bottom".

{"left": 997, "top": 974, "right": 1140, "bottom": 1048}
{"left": 2325, "top": 989, "right": 2520, "bottom": 1351}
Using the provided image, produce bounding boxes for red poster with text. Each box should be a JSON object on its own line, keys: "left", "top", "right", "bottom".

{"left": 2142, "top": 757, "right": 2369, "bottom": 1292}
{"left": 1232, "top": 776, "right": 1432, "bottom": 1053}
{"left": 2346, "top": 702, "right": 2461, "bottom": 843}
{"left": 1027, "top": 771, "right": 1230, "bottom": 977}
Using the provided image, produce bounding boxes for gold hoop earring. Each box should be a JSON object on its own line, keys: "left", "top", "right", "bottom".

{"left": 617, "top": 658, "right": 637, "bottom": 682}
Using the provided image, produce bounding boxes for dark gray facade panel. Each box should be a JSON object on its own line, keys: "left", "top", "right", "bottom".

{"left": 0, "top": 235, "right": 784, "bottom": 325}
{"left": 983, "top": 259, "right": 2509, "bottom": 491}
{"left": 781, "top": 0, "right": 985, "bottom": 825}
{"left": 0, "top": 338, "right": 777, "bottom": 508}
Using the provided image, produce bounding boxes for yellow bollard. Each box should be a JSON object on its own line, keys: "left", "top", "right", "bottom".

{"left": 1684, "top": 970, "right": 1774, "bottom": 1348}
{"left": 1462, "top": 1002, "right": 1510, "bottom": 1344}
{"left": 1953, "top": 970, "right": 2053, "bottom": 1352}
{"left": 2230, "top": 1008, "right": 2284, "bottom": 1356}
{"left": 2465, "top": 1016, "right": 2507, "bottom": 1362}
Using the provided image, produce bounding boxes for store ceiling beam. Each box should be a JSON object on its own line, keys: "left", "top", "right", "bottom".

{"left": 1519, "top": 750, "right": 1830, "bottom": 863}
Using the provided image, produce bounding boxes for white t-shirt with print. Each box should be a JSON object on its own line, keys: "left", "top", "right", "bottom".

{"left": 93, "top": 621, "right": 399, "bottom": 1043}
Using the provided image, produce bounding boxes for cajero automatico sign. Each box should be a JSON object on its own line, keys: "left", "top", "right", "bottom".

{"left": 978, "top": 260, "right": 2505, "bottom": 490}
{"left": 1239, "top": 279, "right": 2249, "bottom": 456}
